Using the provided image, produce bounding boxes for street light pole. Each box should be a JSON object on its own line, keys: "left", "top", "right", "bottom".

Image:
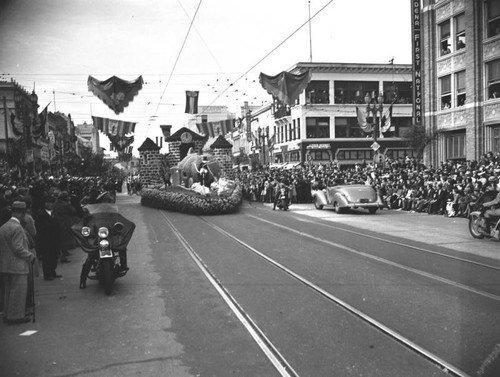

{"left": 364, "top": 91, "right": 384, "bottom": 164}
{"left": 258, "top": 126, "right": 269, "bottom": 166}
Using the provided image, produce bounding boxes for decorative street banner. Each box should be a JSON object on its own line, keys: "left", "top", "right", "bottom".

{"left": 355, "top": 106, "right": 373, "bottom": 134}
{"left": 412, "top": 0, "right": 422, "bottom": 125}
{"left": 91, "top": 116, "right": 136, "bottom": 137}
{"left": 32, "top": 104, "right": 49, "bottom": 139}
{"left": 259, "top": 70, "right": 312, "bottom": 106}
{"left": 109, "top": 134, "right": 134, "bottom": 152}
{"left": 185, "top": 91, "right": 199, "bottom": 114}
{"left": 88, "top": 75, "right": 143, "bottom": 115}
{"left": 196, "top": 119, "right": 235, "bottom": 137}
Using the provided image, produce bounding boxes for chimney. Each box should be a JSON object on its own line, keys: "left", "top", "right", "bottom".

{"left": 160, "top": 125, "right": 172, "bottom": 140}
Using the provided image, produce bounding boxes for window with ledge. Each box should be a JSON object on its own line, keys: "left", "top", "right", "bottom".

{"left": 455, "top": 13, "right": 466, "bottom": 50}
{"left": 306, "top": 117, "right": 330, "bottom": 138}
{"left": 455, "top": 71, "right": 466, "bottom": 107}
{"left": 334, "top": 117, "right": 364, "bottom": 138}
{"left": 305, "top": 81, "right": 329, "bottom": 104}
{"left": 383, "top": 81, "right": 412, "bottom": 104}
{"left": 439, "top": 20, "right": 451, "bottom": 56}
{"left": 446, "top": 132, "right": 465, "bottom": 159}
{"left": 487, "top": 0, "right": 500, "bottom": 38}
{"left": 440, "top": 75, "right": 452, "bottom": 109}
{"left": 334, "top": 81, "right": 378, "bottom": 104}
{"left": 487, "top": 59, "right": 500, "bottom": 99}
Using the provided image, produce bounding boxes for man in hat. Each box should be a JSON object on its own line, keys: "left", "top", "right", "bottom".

{"left": 35, "top": 196, "right": 62, "bottom": 280}
{"left": 0, "top": 201, "right": 36, "bottom": 324}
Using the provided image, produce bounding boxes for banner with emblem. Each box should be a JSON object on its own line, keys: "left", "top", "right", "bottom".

{"left": 88, "top": 75, "right": 143, "bottom": 115}
{"left": 91, "top": 116, "right": 136, "bottom": 137}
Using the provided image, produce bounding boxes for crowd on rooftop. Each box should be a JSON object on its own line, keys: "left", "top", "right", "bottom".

{"left": 234, "top": 151, "right": 500, "bottom": 218}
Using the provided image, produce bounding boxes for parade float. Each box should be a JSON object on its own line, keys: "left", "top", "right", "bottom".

{"left": 140, "top": 149, "right": 242, "bottom": 215}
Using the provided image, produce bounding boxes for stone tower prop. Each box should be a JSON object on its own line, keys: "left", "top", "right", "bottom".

{"left": 206, "top": 135, "right": 233, "bottom": 177}
{"left": 138, "top": 137, "right": 162, "bottom": 187}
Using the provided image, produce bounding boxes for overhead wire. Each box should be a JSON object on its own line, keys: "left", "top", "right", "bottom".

{"left": 201, "top": 0, "right": 335, "bottom": 113}
{"left": 149, "top": 0, "right": 204, "bottom": 136}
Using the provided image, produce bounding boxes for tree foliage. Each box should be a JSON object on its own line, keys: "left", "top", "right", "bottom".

{"left": 403, "top": 124, "right": 437, "bottom": 159}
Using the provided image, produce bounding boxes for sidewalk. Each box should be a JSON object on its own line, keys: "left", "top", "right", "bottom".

{"left": 254, "top": 201, "right": 500, "bottom": 262}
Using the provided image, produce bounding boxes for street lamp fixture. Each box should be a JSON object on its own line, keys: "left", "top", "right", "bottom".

{"left": 364, "top": 91, "right": 384, "bottom": 142}
{"left": 257, "top": 126, "right": 269, "bottom": 166}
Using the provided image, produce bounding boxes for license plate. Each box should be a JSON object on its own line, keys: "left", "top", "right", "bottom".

{"left": 99, "top": 249, "right": 113, "bottom": 258}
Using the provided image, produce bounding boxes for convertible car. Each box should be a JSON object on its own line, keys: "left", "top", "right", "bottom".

{"left": 312, "top": 184, "right": 383, "bottom": 214}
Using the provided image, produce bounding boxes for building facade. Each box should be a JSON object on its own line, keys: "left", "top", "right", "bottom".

{"left": 244, "top": 62, "right": 414, "bottom": 168}
{"left": 422, "top": 0, "right": 500, "bottom": 164}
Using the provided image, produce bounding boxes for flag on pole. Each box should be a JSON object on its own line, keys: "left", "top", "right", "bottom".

{"left": 356, "top": 106, "right": 373, "bottom": 134}
{"left": 185, "top": 91, "right": 199, "bottom": 114}
{"left": 381, "top": 102, "right": 394, "bottom": 133}
{"left": 32, "top": 104, "right": 49, "bottom": 139}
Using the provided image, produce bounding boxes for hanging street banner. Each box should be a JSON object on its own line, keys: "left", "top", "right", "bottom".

{"left": 91, "top": 116, "right": 136, "bottom": 137}
{"left": 88, "top": 75, "right": 143, "bottom": 115}
{"left": 259, "top": 70, "right": 312, "bottom": 106}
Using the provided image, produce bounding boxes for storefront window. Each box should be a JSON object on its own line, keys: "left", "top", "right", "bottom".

{"left": 306, "top": 117, "right": 330, "bottom": 138}
{"left": 336, "top": 149, "right": 373, "bottom": 161}
{"left": 289, "top": 151, "right": 300, "bottom": 162}
{"left": 446, "top": 132, "right": 465, "bottom": 159}
{"left": 305, "top": 81, "right": 330, "bottom": 104}
{"left": 492, "top": 126, "right": 500, "bottom": 152}
{"left": 334, "top": 81, "right": 378, "bottom": 104}
{"left": 383, "top": 81, "right": 412, "bottom": 104}
{"left": 335, "top": 117, "right": 364, "bottom": 138}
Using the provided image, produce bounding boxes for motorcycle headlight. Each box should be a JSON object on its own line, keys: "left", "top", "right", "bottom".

{"left": 99, "top": 239, "right": 110, "bottom": 249}
{"left": 81, "top": 226, "right": 91, "bottom": 237}
{"left": 98, "top": 227, "right": 109, "bottom": 238}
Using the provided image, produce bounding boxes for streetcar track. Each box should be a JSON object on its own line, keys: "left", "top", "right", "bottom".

{"left": 158, "top": 210, "right": 299, "bottom": 377}
{"left": 287, "top": 212, "right": 500, "bottom": 272}
{"left": 246, "top": 214, "right": 500, "bottom": 303}
{"left": 196, "top": 216, "right": 469, "bottom": 377}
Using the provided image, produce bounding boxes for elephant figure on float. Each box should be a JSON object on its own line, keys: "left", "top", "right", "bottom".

{"left": 177, "top": 148, "right": 222, "bottom": 188}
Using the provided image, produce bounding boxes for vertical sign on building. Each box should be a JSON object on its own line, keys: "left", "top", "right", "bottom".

{"left": 412, "top": 0, "right": 422, "bottom": 125}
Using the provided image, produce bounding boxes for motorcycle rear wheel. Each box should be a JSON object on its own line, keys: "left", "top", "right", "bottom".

{"left": 101, "top": 259, "right": 114, "bottom": 295}
{"left": 469, "top": 214, "right": 485, "bottom": 239}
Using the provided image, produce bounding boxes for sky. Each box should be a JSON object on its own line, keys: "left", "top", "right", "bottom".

{"left": 0, "top": 0, "right": 412, "bottom": 155}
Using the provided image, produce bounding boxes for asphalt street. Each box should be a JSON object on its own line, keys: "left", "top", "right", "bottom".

{"left": 1, "top": 193, "right": 499, "bottom": 377}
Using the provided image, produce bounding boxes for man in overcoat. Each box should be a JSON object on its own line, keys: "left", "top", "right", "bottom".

{"left": 35, "top": 196, "right": 62, "bottom": 280}
{"left": 0, "top": 201, "right": 35, "bottom": 324}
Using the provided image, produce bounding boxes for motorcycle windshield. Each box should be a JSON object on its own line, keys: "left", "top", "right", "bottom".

{"left": 71, "top": 204, "right": 135, "bottom": 252}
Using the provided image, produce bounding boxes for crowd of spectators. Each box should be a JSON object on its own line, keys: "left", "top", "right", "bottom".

{"left": 234, "top": 151, "right": 500, "bottom": 218}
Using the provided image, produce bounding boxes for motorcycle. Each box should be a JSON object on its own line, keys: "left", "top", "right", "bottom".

{"left": 469, "top": 190, "right": 500, "bottom": 240}
{"left": 71, "top": 203, "right": 135, "bottom": 295}
{"left": 276, "top": 186, "right": 290, "bottom": 211}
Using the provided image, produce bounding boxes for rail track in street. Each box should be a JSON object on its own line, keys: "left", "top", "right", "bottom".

{"left": 157, "top": 207, "right": 500, "bottom": 377}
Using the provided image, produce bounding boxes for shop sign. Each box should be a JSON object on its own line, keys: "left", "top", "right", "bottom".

{"left": 412, "top": 0, "right": 422, "bottom": 125}
{"left": 288, "top": 142, "right": 300, "bottom": 150}
{"left": 306, "top": 143, "right": 330, "bottom": 150}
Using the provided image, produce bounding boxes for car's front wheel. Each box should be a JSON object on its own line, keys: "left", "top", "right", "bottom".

{"left": 334, "top": 202, "right": 344, "bottom": 214}
{"left": 314, "top": 200, "right": 323, "bottom": 210}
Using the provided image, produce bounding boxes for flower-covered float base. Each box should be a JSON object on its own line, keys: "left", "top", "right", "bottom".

{"left": 141, "top": 150, "right": 242, "bottom": 215}
{"left": 140, "top": 181, "right": 242, "bottom": 215}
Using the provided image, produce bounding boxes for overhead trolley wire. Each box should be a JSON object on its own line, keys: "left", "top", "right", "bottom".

{"left": 148, "top": 0, "right": 204, "bottom": 135}
{"left": 201, "top": 0, "right": 335, "bottom": 113}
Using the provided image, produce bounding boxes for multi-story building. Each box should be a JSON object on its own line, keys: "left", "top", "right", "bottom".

{"left": 76, "top": 121, "right": 100, "bottom": 154}
{"left": 422, "top": 0, "right": 500, "bottom": 164}
{"left": 245, "top": 62, "right": 414, "bottom": 167}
